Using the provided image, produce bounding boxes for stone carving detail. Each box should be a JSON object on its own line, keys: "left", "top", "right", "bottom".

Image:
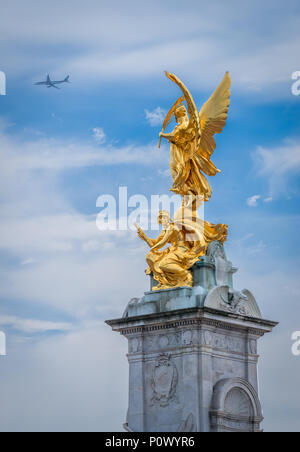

{"left": 159, "top": 335, "right": 169, "bottom": 348}
{"left": 130, "top": 337, "right": 142, "bottom": 353}
{"left": 224, "top": 388, "right": 253, "bottom": 417}
{"left": 210, "top": 378, "right": 263, "bottom": 432}
{"left": 201, "top": 330, "right": 244, "bottom": 353}
{"left": 122, "top": 297, "right": 140, "bottom": 318}
{"left": 204, "top": 330, "right": 212, "bottom": 346}
{"left": 200, "top": 242, "right": 259, "bottom": 318}
{"left": 206, "top": 241, "right": 227, "bottom": 265}
{"left": 182, "top": 330, "right": 193, "bottom": 346}
{"left": 146, "top": 336, "right": 156, "bottom": 350}
{"left": 177, "top": 413, "right": 195, "bottom": 432}
{"left": 215, "top": 256, "right": 232, "bottom": 287}
{"left": 219, "top": 289, "right": 250, "bottom": 316}
{"left": 249, "top": 339, "right": 257, "bottom": 355}
{"left": 151, "top": 354, "right": 178, "bottom": 407}
{"left": 144, "top": 332, "right": 181, "bottom": 352}
{"left": 205, "top": 285, "right": 262, "bottom": 319}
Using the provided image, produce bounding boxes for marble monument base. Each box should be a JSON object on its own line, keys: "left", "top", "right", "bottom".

{"left": 107, "top": 306, "right": 276, "bottom": 433}
{"left": 106, "top": 242, "right": 277, "bottom": 432}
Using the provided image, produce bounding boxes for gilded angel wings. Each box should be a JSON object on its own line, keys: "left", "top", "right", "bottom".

{"left": 160, "top": 71, "right": 231, "bottom": 201}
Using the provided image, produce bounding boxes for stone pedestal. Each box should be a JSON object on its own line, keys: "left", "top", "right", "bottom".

{"left": 106, "top": 242, "right": 277, "bottom": 432}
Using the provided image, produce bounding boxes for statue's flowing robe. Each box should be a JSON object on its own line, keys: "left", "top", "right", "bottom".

{"left": 169, "top": 126, "right": 219, "bottom": 201}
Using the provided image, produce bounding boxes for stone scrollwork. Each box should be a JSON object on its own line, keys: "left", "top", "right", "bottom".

{"left": 151, "top": 354, "right": 178, "bottom": 407}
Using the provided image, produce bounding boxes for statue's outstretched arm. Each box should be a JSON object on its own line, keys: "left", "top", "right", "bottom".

{"left": 151, "top": 227, "right": 172, "bottom": 251}
{"left": 159, "top": 130, "right": 175, "bottom": 141}
{"left": 135, "top": 223, "right": 164, "bottom": 248}
{"left": 160, "top": 121, "right": 187, "bottom": 144}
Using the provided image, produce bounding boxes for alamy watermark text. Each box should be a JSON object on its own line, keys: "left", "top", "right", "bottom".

{"left": 0, "top": 331, "right": 6, "bottom": 356}
{"left": 291, "top": 71, "right": 300, "bottom": 96}
{"left": 291, "top": 331, "right": 300, "bottom": 356}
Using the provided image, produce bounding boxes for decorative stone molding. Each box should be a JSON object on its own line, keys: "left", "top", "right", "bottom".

{"left": 119, "top": 309, "right": 271, "bottom": 338}
{"left": 206, "top": 331, "right": 245, "bottom": 354}
{"left": 210, "top": 378, "right": 263, "bottom": 432}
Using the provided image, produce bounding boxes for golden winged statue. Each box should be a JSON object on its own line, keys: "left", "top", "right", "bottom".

{"left": 135, "top": 72, "right": 230, "bottom": 291}
{"left": 159, "top": 71, "right": 231, "bottom": 201}
{"left": 136, "top": 204, "right": 228, "bottom": 291}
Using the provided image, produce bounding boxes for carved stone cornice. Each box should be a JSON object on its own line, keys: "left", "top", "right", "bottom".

{"left": 106, "top": 307, "right": 277, "bottom": 337}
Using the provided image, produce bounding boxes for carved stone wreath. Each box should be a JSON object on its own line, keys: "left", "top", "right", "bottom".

{"left": 150, "top": 354, "right": 178, "bottom": 407}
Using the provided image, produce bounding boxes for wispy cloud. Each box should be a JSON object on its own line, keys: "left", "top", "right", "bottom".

{"left": 0, "top": 124, "right": 150, "bottom": 317}
{"left": 0, "top": 1, "right": 299, "bottom": 98}
{"left": 92, "top": 127, "right": 106, "bottom": 144}
{"left": 247, "top": 194, "right": 261, "bottom": 207}
{"left": 0, "top": 127, "right": 167, "bottom": 174}
{"left": 145, "top": 107, "right": 166, "bottom": 127}
{"left": 158, "top": 168, "right": 171, "bottom": 178}
{"left": 0, "top": 315, "right": 72, "bottom": 334}
{"left": 255, "top": 139, "right": 300, "bottom": 197}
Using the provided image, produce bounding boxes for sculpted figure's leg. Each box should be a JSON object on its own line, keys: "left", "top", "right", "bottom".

{"left": 146, "top": 251, "right": 157, "bottom": 273}
{"left": 159, "top": 256, "right": 193, "bottom": 287}
{"left": 147, "top": 251, "right": 166, "bottom": 286}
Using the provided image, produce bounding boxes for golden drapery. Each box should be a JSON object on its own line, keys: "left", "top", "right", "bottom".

{"left": 145, "top": 203, "right": 228, "bottom": 290}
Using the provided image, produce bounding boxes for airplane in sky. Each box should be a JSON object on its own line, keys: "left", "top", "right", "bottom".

{"left": 34, "top": 74, "right": 70, "bottom": 89}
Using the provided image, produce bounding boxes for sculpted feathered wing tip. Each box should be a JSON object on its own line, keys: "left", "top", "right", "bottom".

{"left": 196, "top": 72, "right": 231, "bottom": 163}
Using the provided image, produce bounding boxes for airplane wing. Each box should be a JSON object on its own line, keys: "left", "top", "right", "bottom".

{"left": 52, "top": 76, "right": 70, "bottom": 84}
{"left": 48, "top": 83, "right": 60, "bottom": 89}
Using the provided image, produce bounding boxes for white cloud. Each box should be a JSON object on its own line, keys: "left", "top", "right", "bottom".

{"left": 92, "top": 127, "right": 106, "bottom": 144}
{"left": 158, "top": 168, "right": 171, "bottom": 178}
{"left": 20, "top": 258, "right": 36, "bottom": 266}
{"left": 264, "top": 197, "right": 273, "bottom": 203}
{"left": 145, "top": 107, "right": 166, "bottom": 127}
{"left": 255, "top": 140, "right": 300, "bottom": 197}
{"left": 0, "top": 124, "right": 151, "bottom": 317}
{"left": 257, "top": 141, "right": 300, "bottom": 175}
{"left": 0, "top": 1, "right": 299, "bottom": 99}
{"left": 247, "top": 240, "right": 266, "bottom": 256}
{"left": 247, "top": 194, "right": 261, "bottom": 207}
{"left": 0, "top": 315, "right": 72, "bottom": 334}
{"left": 0, "top": 129, "right": 167, "bottom": 174}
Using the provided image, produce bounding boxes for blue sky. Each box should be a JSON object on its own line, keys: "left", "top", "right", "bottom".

{"left": 0, "top": 0, "right": 300, "bottom": 432}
